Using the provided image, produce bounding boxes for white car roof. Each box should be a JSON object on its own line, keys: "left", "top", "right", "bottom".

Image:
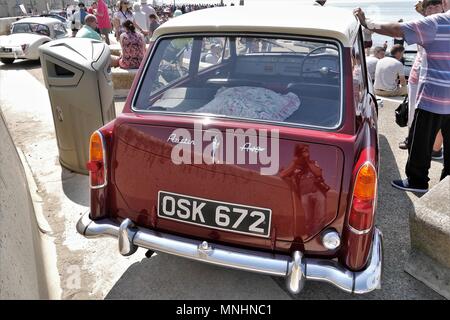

{"left": 152, "top": 5, "right": 359, "bottom": 47}
{"left": 13, "top": 17, "right": 62, "bottom": 25}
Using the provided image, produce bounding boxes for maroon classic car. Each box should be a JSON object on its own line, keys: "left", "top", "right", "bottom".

{"left": 77, "top": 5, "right": 383, "bottom": 295}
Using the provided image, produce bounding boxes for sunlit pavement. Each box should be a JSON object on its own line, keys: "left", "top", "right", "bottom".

{"left": 0, "top": 60, "right": 444, "bottom": 299}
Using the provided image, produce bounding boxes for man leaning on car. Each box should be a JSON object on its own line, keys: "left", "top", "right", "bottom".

{"left": 354, "top": 0, "right": 450, "bottom": 193}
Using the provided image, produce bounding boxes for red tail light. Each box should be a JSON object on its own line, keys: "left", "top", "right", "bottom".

{"left": 87, "top": 131, "right": 107, "bottom": 189}
{"left": 348, "top": 162, "right": 377, "bottom": 233}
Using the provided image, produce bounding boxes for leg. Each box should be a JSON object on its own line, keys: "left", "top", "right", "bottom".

{"left": 110, "top": 55, "right": 120, "bottom": 68}
{"left": 406, "top": 109, "right": 442, "bottom": 188}
{"left": 440, "top": 115, "right": 450, "bottom": 181}
{"left": 408, "top": 83, "right": 418, "bottom": 129}
{"left": 375, "top": 89, "right": 389, "bottom": 97}
{"left": 433, "top": 130, "right": 443, "bottom": 152}
{"left": 104, "top": 32, "right": 110, "bottom": 45}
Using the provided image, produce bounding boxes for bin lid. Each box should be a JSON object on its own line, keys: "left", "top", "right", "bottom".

{"left": 39, "top": 38, "right": 107, "bottom": 70}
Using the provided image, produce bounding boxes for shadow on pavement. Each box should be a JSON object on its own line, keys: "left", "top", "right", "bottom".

{"left": 0, "top": 59, "right": 41, "bottom": 70}
{"left": 105, "top": 253, "right": 290, "bottom": 300}
{"left": 61, "top": 167, "right": 90, "bottom": 207}
{"left": 277, "top": 134, "right": 441, "bottom": 299}
{"left": 104, "top": 134, "right": 442, "bottom": 300}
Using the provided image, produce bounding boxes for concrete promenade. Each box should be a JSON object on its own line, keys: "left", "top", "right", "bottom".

{"left": 0, "top": 59, "right": 445, "bottom": 299}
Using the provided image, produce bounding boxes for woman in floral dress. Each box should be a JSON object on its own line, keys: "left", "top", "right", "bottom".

{"left": 112, "top": 20, "right": 145, "bottom": 69}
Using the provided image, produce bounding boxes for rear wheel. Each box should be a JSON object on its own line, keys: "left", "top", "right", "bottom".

{"left": 0, "top": 58, "right": 14, "bottom": 64}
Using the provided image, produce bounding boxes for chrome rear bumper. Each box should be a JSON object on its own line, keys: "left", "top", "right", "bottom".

{"left": 77, "top": 212, "right": 383, "bottom": 295}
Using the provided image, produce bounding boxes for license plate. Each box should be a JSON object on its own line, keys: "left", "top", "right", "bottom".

{"left": 158, "top": 191, "right": 272, "bottom": 238}
{"left": 0, "top": 47, "right": 12, "bottom": 52}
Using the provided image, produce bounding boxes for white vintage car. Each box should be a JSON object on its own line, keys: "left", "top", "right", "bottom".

{"left": 0, "top": 17, "right": 69, "bottom": 64}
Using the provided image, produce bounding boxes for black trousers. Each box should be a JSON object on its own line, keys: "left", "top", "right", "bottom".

{"left": 406, "top": 108, "right": 450, "bottom": 188}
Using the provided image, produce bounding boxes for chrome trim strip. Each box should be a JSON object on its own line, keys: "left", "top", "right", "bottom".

{"left": 77, "top": 212, "right": 383, "bottom": 295}
{"left": 119, "top": 218, "right": 138, "bottom": 256}
{"left": 353, "top": 228, "right": 383, "bottom": 293}
{"left": 348, "top": 224, "right": 371, "bottom": 235}
{"left": 347, "top": 161, "right": 377, "bottom": 234}
{"left": 286, "top": 251, "right": 306, "bottom": 294}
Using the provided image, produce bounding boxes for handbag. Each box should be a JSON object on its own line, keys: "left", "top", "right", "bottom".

{"left": 395, "top": 95, "right": 409, "bottom": 127}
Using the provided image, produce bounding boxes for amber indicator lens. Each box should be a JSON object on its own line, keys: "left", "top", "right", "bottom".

{"left": 87, "top": 131, "right": 106, "bottom": 187}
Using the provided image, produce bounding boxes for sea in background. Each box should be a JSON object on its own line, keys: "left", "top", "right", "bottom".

{"left": 155, "top": 0, "right": 423, "bottom": 47}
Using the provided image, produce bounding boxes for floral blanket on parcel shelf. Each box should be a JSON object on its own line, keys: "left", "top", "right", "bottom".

{"left": 192, "top": 86, "right": 301, "bottom": 122}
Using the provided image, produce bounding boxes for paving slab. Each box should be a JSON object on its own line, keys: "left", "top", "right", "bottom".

{"left": 405, "top": 177, "right": 450, "bottom": 299}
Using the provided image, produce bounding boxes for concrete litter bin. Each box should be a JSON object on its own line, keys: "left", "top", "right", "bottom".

{"left": 39, "top": 38, "right": 115, "bottom": 174}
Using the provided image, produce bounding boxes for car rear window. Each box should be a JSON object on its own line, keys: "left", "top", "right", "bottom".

{"left": 134, "top": 35, "right": 342, "bottom": 129}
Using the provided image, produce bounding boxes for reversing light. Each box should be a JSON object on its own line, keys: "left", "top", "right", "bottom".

{"left": 87, "top": 131, "right": 107, "bottom": 189}
{"left": 348, "top": 162, "right": 377, "bottom": 233}
{"left": 322, "top": 230, "right": 341, "bottom": 250}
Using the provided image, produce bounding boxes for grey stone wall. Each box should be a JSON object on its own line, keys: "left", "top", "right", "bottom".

{"left": 0, "top": 109, "right": 48, "bottom": 299}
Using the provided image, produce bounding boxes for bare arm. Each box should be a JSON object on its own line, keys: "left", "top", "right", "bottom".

{"left": 353, "top": 8, "right": 405, "bottom": 38}
{"left": 399, "top": 75, "right": 407, "bottom": 86}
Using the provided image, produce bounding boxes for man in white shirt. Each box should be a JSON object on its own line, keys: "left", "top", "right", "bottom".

{"left": 204, "top": 44, "right": 221, "bottom": 64}
{"left": 140, "top": 0, "right": 156, "bottom": 16}
{"left": 374, "top": 44, "right": 407, "bottom": 97}
{"left": 133, "top": 2, "right": 148, "bottom": 34}
{"left": 366, "top": 46, "right": 385, "bottom": 82}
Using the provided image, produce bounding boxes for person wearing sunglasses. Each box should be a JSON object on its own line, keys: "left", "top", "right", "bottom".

{"left": 113, "top": 0, "right": 148, "bottom": 41}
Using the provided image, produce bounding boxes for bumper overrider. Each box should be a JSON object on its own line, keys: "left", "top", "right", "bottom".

{"left": 77, "top": 212, "right": 383, "bottom": 294}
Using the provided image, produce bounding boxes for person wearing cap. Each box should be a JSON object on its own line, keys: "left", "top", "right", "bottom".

{"left": 399, "top": 0, "right": 445, "bottom": 156}
{"left": 354, "top": 0, "right": 450, "bottom": 193}
{"left": 76, "top": 14, "right": 102, "bottom": 41}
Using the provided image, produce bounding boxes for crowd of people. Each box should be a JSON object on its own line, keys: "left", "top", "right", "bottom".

{"left": 66, "top": 1, "right": 226, "bottom": 69}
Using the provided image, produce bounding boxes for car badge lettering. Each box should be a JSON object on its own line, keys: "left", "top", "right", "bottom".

{"left": 167, "top": 133, "right": 195, "bottom": 145}
{"left": 240, "top": 143, "right": 265, "bottom": 153}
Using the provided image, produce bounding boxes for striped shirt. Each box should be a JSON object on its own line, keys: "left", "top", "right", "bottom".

{"left": 408, "top": 46, "right": 423, "bottom": 85}
{"left": 401, "top": 11, "right": 450, "bottom": 115}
